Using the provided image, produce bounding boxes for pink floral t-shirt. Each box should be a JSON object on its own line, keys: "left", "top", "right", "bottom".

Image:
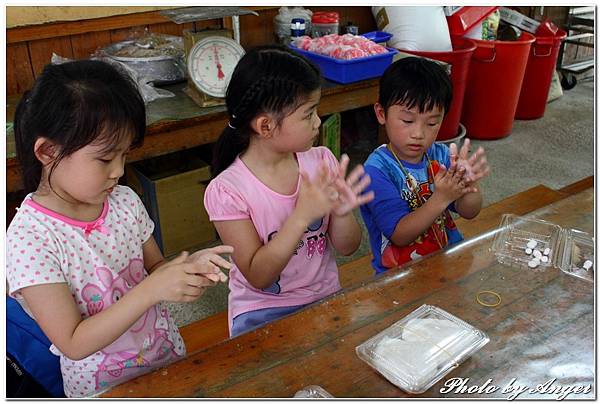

{"left": 204, "top": 146, "right": 342, "bottom": 334}
{"left": 6, "top": 186, "right": 185, "bottom": 397}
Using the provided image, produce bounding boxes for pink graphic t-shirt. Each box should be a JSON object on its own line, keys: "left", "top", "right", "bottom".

{"left": 204, "top": 146, "right": 342, "bottom": 334}
{"left": 6, "top": 186, "right": 185, "bottom": 397}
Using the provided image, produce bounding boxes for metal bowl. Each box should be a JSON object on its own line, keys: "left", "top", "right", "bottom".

{"left": 101, "top": 35, "right": 186, "bottom": 85}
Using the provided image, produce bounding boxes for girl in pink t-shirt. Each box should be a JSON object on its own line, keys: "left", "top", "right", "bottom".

{"left": 6, "top": 60, "right": 232, "bottom": 397}
{"left": 204, "top": 45, "right": 374, "bottom": 337}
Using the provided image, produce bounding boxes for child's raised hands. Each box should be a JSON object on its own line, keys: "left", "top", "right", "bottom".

{"left": 449, "top": 138, "right": 490, "bottom": 185}
{"left": 296, "top": 162, "right": 338, "bottom": 224}
{"left": 433, "top": 163, "right": 471, "bottom": 205}
{"left": 330, "top": 154, "right": 374, "bottom": 216}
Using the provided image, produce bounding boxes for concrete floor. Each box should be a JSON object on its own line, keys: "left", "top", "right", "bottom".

{"left": 167, "top": 75, "right": 594, "bottom": 328}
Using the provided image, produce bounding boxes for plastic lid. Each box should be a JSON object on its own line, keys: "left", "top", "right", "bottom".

{"left": 446, "top": 6, "right": 499, "bottom": 35}
{"left": 557, "top": 228, "right": 594, "bottom": 283}
{"left": 356, "top": 305, "right": 489, "bottom": 394}
{"left": 312, "top": 12, "right": 339, "bottom": 24}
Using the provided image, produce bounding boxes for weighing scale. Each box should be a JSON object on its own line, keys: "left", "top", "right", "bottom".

{"left": 160, "top": 6, "right": 257, "bottom": 107}
{"left": 187, "top": 36, "right": 245, "bottom": 101}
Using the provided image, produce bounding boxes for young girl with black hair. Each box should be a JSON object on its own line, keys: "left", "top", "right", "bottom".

{"left": 205, "top": 45, "right": 374, "bottom": 337}
{"left": 6, "top": 60, "right": 232, "bottom": 397}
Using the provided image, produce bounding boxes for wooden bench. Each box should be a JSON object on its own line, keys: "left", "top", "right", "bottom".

{"left": 179, "top": 176, "right": 593, "bottom": 355}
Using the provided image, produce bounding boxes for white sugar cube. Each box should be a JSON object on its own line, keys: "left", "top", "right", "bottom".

{"left": 527, "top": 239, "right": 538, "bottom": 249}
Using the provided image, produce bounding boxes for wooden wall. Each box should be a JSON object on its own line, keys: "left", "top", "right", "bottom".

{"left": 7, "top": 6, "right": 377, "bottom": 96}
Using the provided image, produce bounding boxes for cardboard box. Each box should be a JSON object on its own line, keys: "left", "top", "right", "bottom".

{"left": 320, "top": 113, "right": 341, "bottom": 159}
{"left": 126, "top": 153, "right": 216, "bottom": 257}
{"left": 499, "top": 7, "right": 540, "bottom": 34}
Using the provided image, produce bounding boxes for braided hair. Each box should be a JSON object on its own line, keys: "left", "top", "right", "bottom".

{"left": 211, "top": 45, "right": 321, "bottom": 177}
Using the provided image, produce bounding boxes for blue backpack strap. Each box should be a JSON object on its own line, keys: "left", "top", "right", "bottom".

{"left": 6, "top": 296, "right": 65, "bottom": 397}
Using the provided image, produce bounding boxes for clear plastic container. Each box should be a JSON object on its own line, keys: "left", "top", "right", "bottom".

{"left": 293, "top": 385, "right": 334, "bottom": 398}
{"left": 557, "top": 228, "right": 594, "bottom": 283}
{"left": 490, "top": 214, "right": 563, "bottom": 269}
{"left": 311, "top": 12, "right": 339, "bottom": 37}
{"left": 355, "top": 305, "right": 490, "bottom": 394}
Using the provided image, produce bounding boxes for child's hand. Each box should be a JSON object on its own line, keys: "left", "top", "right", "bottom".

{"left": 295, "top": 162, "right": 338, "bottom": 224}
{"left": 449, "top": 138, "right": 490, "bottom": 184}
{"left": 187, "top": 245, "right": 234, "bottom": 283}
{"left": 331, "top": 154, "right": 374, "bottom": 216}
{"left": 147, "top": 251, "right": 217, "bottom": 303}
{"left": 433, "top": 163, "right": 471, "bottom": 205}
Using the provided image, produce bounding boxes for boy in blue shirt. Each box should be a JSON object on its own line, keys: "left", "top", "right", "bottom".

{"left": 361, "top": 57, "right": 490, "bottom": 274}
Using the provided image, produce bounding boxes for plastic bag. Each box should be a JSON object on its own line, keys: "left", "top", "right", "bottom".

{"left": 273, "top": 6, "right": 313, "bottom": 42}
{"left": 51, "top": 52, "right": 174, "bottom": 104}
{"left": 372, "top": 6, "right": 452, "bottom": 52}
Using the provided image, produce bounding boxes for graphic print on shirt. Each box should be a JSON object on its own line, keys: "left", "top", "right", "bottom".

{"left": 260, "top": 217, "right": 327, "bottom": 294}
{"left": 81, "top": 259, "right": 178, "bottom": 390}
{"left": 381, "top": 160, "right": 458, "bottom": 270}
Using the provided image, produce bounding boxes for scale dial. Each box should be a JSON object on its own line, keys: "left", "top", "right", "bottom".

{"left": 187, "top": 36, "right": 245, "bottom": 98}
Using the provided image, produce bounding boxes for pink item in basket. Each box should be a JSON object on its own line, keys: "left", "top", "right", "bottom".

{"left": 342, "top": 47, "right": 368, "bottom": 59}
{"left": 294, "top": 36, "right": 313, "bottom": 50}
{"left": 292, "top": 34, "right": 389, "bottom": 61}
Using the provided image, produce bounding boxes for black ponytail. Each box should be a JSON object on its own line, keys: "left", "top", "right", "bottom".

{"left": 211, "top": 45, "right": 321, "bottom": 177}
{"left": 211, "top": 125, "right": 249, "bottom": 177}
{"left": 14, "top": 91, "right": 42, "bottom": 193}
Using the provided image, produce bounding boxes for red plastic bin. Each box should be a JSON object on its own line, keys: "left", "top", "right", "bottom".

{"left": 398, "top": 37, "right": 476, "bottom": 141}
{"left": 459, "top": 32, "right": 535, "bottom": 140}
{"left": 515, "top": 29, "right": 567, "bottom": 120}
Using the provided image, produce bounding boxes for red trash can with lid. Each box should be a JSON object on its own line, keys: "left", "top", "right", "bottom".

{"left": 515, "top": 29, "right": 567, "bottom": 120}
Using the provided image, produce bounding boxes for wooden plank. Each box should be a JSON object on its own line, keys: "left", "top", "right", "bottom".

{"left": 6, "top": 43, "right": 35, "bottom": 95}
{"left": 148, "top": 21, "right": 185, "bottom": 36}
{"left": 7, "top": 8, "right": 279, "bottom": 44}
{"left": 558, "top": 175, "right": 593, "bottom": 195}
{"left": 7, "top": 11, "right": 171, "bottom": 44}
{"left": 179, "top": 311, "right": 229, "bottom": 355}
{"left": 239, "top": 8, "right": 278, "bottom": 49}
{"left": 70, "top": 30, "right": 112, "bottom": 59}
{"left": 454, "top": 185, "right": 567, "bottom": 239}
{"left": 28, "top": 36, "right": 74, "bottom": 79}
{"left": 109, "top": 25, "right": 148, "bottom": 43}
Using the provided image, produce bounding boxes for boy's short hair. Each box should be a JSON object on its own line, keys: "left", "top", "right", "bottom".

{"left": 378, "top": 56, "right": 452, "bottom": 115}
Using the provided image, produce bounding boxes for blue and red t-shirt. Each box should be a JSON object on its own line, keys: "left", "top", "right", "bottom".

{"left": 360, "top": 143, "right": 464, "bottom": 274}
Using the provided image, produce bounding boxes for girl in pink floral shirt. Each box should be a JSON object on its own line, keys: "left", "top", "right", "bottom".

{"left": 6, "top": 60, "right": 232, "bottom": 397}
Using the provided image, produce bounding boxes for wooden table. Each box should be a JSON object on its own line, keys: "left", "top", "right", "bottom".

{"left": 104, "top": 187, "right": 594, "bottom": 398}
{"left": 6, "top": 78, "right": 378, "bottom": 193}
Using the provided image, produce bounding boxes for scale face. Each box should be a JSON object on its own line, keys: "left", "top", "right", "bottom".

{"left": 187, "top": 36, "right": 245, "bottom": 98}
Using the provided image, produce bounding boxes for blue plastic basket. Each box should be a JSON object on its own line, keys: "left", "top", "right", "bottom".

{"left": 289, "top": 45, "right": 398, "bottom": 84}
{"left": 360, "top": 31, "right": 393, "bottom": 44}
